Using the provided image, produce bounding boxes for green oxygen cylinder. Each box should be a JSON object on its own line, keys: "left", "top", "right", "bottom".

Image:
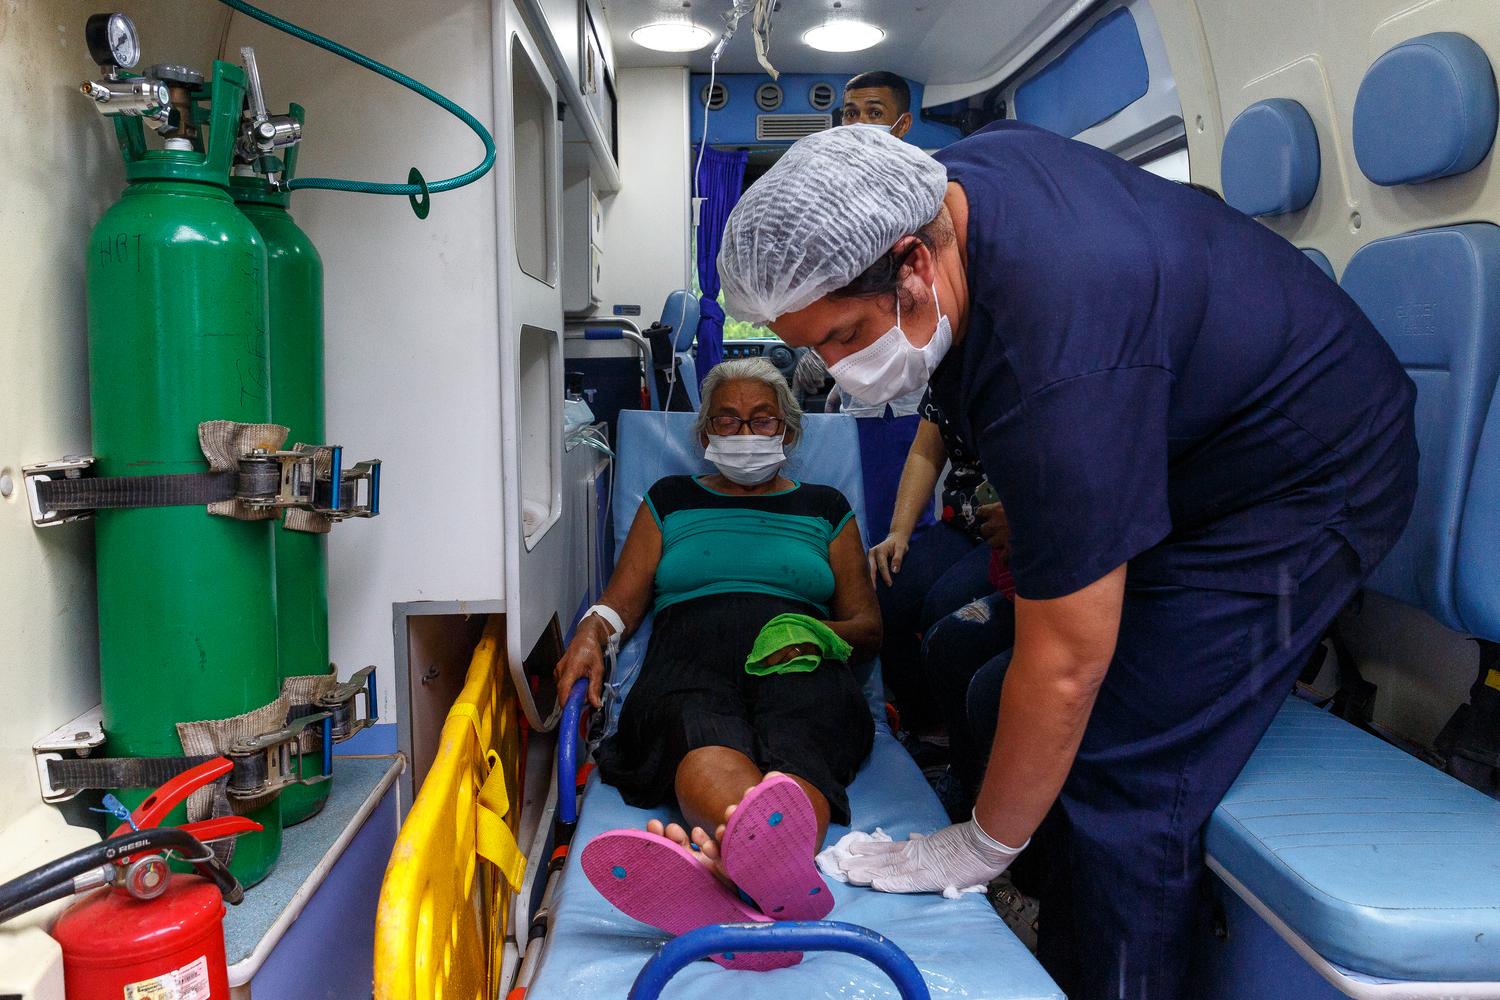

{"left": 86, "top": 61, "right": 281, "bottom": 886}
{"left": 231, "top": 108, "right": 331, "bottom": 826}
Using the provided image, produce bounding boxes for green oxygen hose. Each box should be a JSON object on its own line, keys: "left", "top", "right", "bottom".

{"left": 214, "top": 0, "right": 495, "bottom": 210}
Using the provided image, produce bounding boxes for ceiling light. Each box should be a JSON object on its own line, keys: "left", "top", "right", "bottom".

{"left": 802, "top": 20, "right": 885, "bottom": 52}
{"left": 631, "top": 21, "right": 714, "bottom": 52}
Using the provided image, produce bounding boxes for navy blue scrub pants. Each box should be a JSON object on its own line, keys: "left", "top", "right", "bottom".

{"left": 876, "top": 525, "right": 990, "bottom": 730}
{"left": 1029, "top": 544, "right": 1368, "bottom": 1000}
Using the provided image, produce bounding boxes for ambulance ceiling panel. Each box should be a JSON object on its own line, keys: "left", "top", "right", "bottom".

{"left": 606, "top": 0, "right": 1087, "bottom": 100}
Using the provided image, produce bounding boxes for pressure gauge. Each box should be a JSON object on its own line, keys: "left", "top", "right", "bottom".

{"left": 85, "top": 12, "right": 141, "bottom": 70}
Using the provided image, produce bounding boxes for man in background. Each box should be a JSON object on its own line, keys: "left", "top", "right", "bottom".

{"left": 842, "top": 70, "right": 914, "bottom": 138}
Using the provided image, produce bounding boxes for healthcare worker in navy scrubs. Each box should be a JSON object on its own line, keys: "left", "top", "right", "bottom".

{"left": 716, "top": 123, "right": 1418, "bottom": 1000}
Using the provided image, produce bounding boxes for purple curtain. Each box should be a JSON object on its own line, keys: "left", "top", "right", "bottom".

{"left": 693, "top": 145, "right": 749, "bottom": 386}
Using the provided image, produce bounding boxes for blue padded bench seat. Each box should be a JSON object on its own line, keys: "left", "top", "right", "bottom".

{"left": 527, "top": 411, "right": 1062, "bottom": 998}
{"left": 1206, "top": 698, "right": 1500, "bottom": 985}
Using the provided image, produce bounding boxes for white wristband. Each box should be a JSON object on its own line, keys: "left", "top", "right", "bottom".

{"left": 583, "top": 604, "right": 624, "bottom": 650}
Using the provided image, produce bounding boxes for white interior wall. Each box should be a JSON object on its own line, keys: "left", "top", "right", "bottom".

{"left": 1153, "top": 0, "right": 1500, "bottom": 744}
{"left": 590, "top": 65, "right": 692, "bottom": 320}
{"left": 0, "top": 1, "right": 223, "bottom": 841}
{"left": 225, "top": 0, "right": 504, "bottom": 718}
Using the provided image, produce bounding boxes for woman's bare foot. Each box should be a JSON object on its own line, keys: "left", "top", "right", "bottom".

{"left": 646, "top": 817, "right": 734, "bottom": 886}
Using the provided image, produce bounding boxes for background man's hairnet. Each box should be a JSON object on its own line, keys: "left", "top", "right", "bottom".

{"left": 717, "top": 126, "right": 949, "bottom": 325}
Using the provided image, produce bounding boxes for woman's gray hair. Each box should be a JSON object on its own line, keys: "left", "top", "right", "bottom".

{"left": 694, "top": 357, "right": 804, "bottom": 449}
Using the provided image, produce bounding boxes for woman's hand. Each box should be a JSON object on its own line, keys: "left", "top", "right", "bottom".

{"left": 978, "top": 503, "right": 1010, "bottom": 560}
{"left": 554, "top": 618, "right": 609, "bottom": 709}
{"left": 868, "top": 531, "right": 911, "bottom": 587}
{"left": 760, "top": 642, "right": 821, "bottom": 667}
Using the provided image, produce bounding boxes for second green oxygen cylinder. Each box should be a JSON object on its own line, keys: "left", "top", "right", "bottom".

{"left": 231, "top": 154, "right": 331, "bottom": 827}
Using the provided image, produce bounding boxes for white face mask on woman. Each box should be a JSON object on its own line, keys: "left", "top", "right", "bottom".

{"left": 705, "top": 433, "right": 787, "bottom": 485}
{"left": 826, "top": 281, "right": 953, "bottom": 405}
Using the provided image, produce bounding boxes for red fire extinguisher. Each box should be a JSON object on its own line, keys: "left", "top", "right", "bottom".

{"left": 0, "top": 758, "right": 259, "bottom": 1000}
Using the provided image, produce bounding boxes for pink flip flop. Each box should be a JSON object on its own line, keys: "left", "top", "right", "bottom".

{"left": 580, "top": 829, "right": 802, "bottom": 971}
{"left": 721, "top": 775, "right": 833, "bottom": 921}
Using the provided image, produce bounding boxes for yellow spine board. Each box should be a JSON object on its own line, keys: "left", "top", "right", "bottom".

{"left": 374, "top": 617, "right": 526, "bottom": 1000}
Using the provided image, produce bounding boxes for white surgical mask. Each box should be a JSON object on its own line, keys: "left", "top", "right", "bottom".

{"left": 848, "top": 122, "right": 894, "bottom": 133}
{"left": 705, "top": 433, "right": 787, "bottom": 486}
{"left": 825, "top": 282, "right": 952, "bottom": 405}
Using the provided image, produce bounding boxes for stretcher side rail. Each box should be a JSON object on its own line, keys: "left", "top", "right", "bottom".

{"left": 628, "top": 922, "right": 932, "bottom": 1000}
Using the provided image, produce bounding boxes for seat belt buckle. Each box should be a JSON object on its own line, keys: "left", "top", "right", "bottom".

{"left": 21, "top": 455, "right": 96, "bottom": 527}
{"left": 226, "top": 711, "right": 331, "bottom": 798}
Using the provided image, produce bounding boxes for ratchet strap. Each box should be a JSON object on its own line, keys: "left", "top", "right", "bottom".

{"left": 32, "top": 467, "right": 275, "bottom": 512}
{"left": 45, "top": 754, "right": 267, "bottom": 797}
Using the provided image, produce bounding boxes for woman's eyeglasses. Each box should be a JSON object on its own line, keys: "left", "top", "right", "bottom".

{"left": 708, "top": 415, "right": 785, "bottom": 436}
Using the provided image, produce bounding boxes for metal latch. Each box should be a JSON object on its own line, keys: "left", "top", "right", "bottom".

{"left": 225, "top": 712, "right": 330, "bottom": 799}
{"left": 22, "top": 456, "right": 96, "bottom": 527}
{"left": 239, "top": 446, "right": 381, "bottom": 519}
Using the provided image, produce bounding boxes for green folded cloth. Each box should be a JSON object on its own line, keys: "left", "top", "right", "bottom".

{"left": 745, "top": 613, "right": 853, "bottom": 676}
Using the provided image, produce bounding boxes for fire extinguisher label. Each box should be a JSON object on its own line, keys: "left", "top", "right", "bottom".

{"left": 122, "top": 955, "right": 212, "bottom": 1000}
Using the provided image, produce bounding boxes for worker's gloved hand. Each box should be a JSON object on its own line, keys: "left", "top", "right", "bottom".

{"left": 840, "top": 814, "right": 1027, "bottom": 895}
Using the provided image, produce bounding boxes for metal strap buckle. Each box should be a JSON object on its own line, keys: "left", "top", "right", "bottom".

{"left": 240, "top": 446, "right": 381, "bottom": 519}
{"left": 22, "top": 456, "right": 96, "bottom": 527}
{"left": 226, "top": 711, "right": 330, "bottom": 799}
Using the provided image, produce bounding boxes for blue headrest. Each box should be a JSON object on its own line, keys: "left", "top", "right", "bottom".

{"left": 613, "top": 410, "right": 870, "bottom": 547}
{"left": 1354, "top": 33, "right": 1497, "bottom": 186}
{"left": 660, "top": 291, "right": 701, "bottom": 352}
{"left": 1221, "top": 99, "right": 1321, "bottom": 216}
{"left": 1341, "top": 223, "right": 1500, "bottom": 631}
{"left": 1302, "top": 248, "right": 1335, "bottom": 281}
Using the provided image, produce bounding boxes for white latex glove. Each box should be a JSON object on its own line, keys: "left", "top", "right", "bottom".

{"left": 840, "top": 813, "right": 1027, "bottom": 895}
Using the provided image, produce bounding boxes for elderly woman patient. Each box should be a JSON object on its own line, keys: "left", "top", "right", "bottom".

{"left": 556, "top": 358, "right": 879, "bottom": 963}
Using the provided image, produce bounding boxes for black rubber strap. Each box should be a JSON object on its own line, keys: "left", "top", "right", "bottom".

{"left": 46, "top": 754, "right": 267, "bottom": 796}
{"left": 33, "top": 462, "right": 283, "bottom": 514}
{"left": 35, "top": 472, "right": 239, "bottom": 511}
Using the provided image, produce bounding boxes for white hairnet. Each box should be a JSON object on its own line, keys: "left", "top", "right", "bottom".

{"left": 717, "top": 126, "right": 949, "bottom": 325}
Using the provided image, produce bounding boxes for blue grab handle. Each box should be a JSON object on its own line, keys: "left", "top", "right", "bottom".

{"left": 584, "top": 326, "right": 625, "bottom": 340}
{"left": 321, "top": 715, "right": 334, "bottom": 777}
{"left": 557, "top": 679, "right": 589, "bottom": 825}
{"left": 366, "top": 668, "right": 379, "bottom": 723}
{"left": 628, "top": 921, "right": 931, "bottom": 1000}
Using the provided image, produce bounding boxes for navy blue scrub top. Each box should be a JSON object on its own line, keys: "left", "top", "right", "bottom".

{"left": 929, "top": 122, "right": 1416, "bottom": 601}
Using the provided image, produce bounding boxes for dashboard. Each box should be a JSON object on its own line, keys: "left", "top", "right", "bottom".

{"left": 722, "top": 339, "right": 799, "bottom": 380}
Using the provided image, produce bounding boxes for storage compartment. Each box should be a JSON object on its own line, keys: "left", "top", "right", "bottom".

{"left": 512, "top": 34, "right": 558, "bottom": 285}
{"left": 519, "top": 326, "right": 563, "bottom": 547}
{"left": 562, "top": 155, "right": 603, "bottom": 315}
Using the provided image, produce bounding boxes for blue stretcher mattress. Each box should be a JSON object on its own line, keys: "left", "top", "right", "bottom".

{"left": 528, "top": 687, "right": 1063, "bottom": 999}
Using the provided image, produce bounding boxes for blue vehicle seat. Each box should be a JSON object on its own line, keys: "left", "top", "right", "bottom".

{"left": 1206, "top": 698, "right": 1500, "bottom": 983}
{"left": 526, "top": 411, "right": 1063, "bottom": 999}
{"left": 1301, "top": 248, "right": 1335, "bottom": 281}
{"left": 1340, "top": 224, "right": 1500, "bottom": 631}
{"left": 1221, "top": 98, "right": 1321, "bottom": 216}
{"left": 660, "top": 290, "right": 702, "bottom": 410}
{"left": 1199, "top": 38, "right": 1500, "bottom": 995}
{"left": 1353, "top": 32, "right": 1497, "bottom": 186}
{"left": 1457, "top": 386, "right": 1500, "bottom": 639}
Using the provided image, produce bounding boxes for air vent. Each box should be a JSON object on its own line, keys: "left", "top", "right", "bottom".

{"left": 755, "top": 82, "right": 784, "bottom": 111}
{"left": 700, "top": 81, "right": 728, "bottom": 110}
{"left": 756, "top": 113, "right": 833, "bottom": 141}
{"left": 808, "top": 82, "right": 836, "bottom": 111}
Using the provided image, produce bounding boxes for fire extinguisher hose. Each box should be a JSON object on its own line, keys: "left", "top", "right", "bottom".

{"left": 0, "top": 827, "right": 241, "bottom": 925}
{"left": 213, "top": 0, "right": 496, "bottom": 200}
